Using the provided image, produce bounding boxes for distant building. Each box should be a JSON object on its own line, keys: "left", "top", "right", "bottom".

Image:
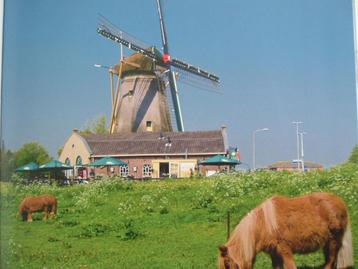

{"left": 268, "top": 161, "right": 323, "bottom": 171}
{"left": 59, "top": 127, "right": 230, "bottom": 179}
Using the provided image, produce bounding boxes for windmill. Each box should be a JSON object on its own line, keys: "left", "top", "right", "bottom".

{"left": 97, "top": 0, "right": 220, "bottom": 134}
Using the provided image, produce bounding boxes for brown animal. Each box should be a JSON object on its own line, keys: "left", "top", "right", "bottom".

{"left": 18, "top": 194, "right": 57, "bottom": 222}
{"left": 218, "top": 192, "right": 354, "bottom": 269}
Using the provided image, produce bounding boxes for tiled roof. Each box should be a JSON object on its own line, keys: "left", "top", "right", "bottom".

{"left": 268, "top": 161, "right": 323, "bottom": 169}
{"left": 82, "top": 130, "right": 225, "bottom": 156}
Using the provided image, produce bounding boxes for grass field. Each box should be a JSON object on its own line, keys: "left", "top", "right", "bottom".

{"left": 1, "top": 164, "right": 357, "bottom": 269}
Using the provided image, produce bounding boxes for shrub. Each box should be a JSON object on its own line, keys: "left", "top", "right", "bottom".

{"left": 159, "top": 206, "right": 169, "bottom": 214}
{"left": 60, "top": 220, "right": 80, "bottom": 227}
{"left": 118, "top": 219, "right": 142, "bottom": 241}
{"left": 75, "top": 222, "right": 114, "bottom": 238}
{"left": 73, "top": 178, "right": 127, "bottom": 209}
{"left": 193, "top": 189, "right": 214, "bottom": 208}
{"left": 47, "top": 236, "right": 60, "bottom": 242}
{"left": 10, "top": 174, "right": 26, "bottom": 185}
{"left": 348, "top": 145, "right": 358, "bottom": 164}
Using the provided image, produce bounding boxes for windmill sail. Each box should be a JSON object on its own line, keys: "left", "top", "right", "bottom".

{"left": 98, "top": 18, "right": 222, "bottom": 95}
{"left": 172, "top": 67, "right": 222, "bottom": 94}
{"left": 156, "top": 0, "right": 184, "bottom": 131}
{"left": 97, "top": 18, "right": 220, "bottom": 84}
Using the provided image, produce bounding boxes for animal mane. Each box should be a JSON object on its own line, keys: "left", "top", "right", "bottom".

{"left": 226, "top": 197, "right": 278, "bottom": 265}
{"left": 226, "top": 208, "right": 257, "bottom": 264}
{"left": 261, "top": 197, "right": 278, "bottom": 234}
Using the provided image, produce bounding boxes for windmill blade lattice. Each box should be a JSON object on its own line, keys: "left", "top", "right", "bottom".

{"left": 98, "top": 15, "right": 152, "bottom": 51}
{"left": 172, "top": 67, "right": 222, "bottom": 94}
{"left": 97, "top": 16, "right": 220, "bottom": 85}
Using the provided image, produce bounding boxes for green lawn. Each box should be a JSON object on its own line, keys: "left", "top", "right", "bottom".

{"left": 1, "top": 164, "right": 357, "bottom": 269}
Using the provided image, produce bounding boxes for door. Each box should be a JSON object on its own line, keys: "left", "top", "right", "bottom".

{"left": 159, "top": 162, "right": 169, "bottom": 178}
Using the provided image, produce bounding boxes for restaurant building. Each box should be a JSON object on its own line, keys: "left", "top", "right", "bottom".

{"left": 59, "top": 126, "right": 230, "bottom": 179}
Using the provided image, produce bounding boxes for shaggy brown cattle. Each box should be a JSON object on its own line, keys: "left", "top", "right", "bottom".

{"left": 218, "top": 192, "right": 353, "bottom": 269}
{"left": 18, "top": 194, "right": 57, "bottom": 222}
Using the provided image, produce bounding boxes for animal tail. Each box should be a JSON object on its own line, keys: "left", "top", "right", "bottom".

{"left": 337, "top": 218, "right": 354, "bottom": 269}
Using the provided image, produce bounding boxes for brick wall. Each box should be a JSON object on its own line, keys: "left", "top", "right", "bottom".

{"left": 84, "top": 155, "right": 227, "bottom": 179}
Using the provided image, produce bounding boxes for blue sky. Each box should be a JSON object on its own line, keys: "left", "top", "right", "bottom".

{"left": 2, "top": 0, "right": 357, "bottom": 168}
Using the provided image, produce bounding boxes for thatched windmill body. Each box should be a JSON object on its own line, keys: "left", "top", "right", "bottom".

{"left": 97, "top": 0, "right": 220, "bottom": 134}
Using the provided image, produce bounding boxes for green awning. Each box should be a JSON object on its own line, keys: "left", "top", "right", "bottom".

{"left": 199, "top": 155, "right": 241, "bottom": 165}
{"left": 39, "top": 160, "right": 73, "bottom": 170}
{"left": 15, "top": 162, "right": 39, "bottom": 172}
{"left": 86, "top": 157, "right": 127, "bottom": 167}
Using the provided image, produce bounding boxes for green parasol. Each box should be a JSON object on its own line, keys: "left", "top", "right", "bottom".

{"left": 15, "top": 162, "right": 39, "bottom": 172}
{"left": 199, "top": 155, "right": 241, "bottom": 166}
{"left": 39, "top": 160, "right": 73, "bottom": 170}
{"left": 86, "top": 157, "right": 127, "bottom": 167}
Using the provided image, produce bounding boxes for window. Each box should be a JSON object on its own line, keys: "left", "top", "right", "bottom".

{"left": 143, "top": 164, "right": 152, "bottom": 177}
{"left": 65, "top": 158, "right": 71, "bottom": 166}
{"left": 64, "top": 158, "right": 73, "bottom": 178}
{"left": 120, "top": 165, "right": 129, "bottom": 177}
{"left": 170, "top": 163, "right": 178, "bottom": 178}
{"left": 76, "top": 156, "right": 82, "bottom": 166}
{"left": 146, "top": 121, "right": 152, "bottom": 131}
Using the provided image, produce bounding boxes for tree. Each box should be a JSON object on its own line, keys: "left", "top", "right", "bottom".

{"left": 13, "top": 142, "right": 52, "bottom": 168}
{"left": 0, "top": 148, "right": 15, "bottom": 181}
{"left": 348, "top": 144, "right": 358, "bottom": 164}
{"left": 80, "top": 115, "right": 108, "bottom": 135}
{"left": 57, "top": 146, "right": 63, "bottom": 157}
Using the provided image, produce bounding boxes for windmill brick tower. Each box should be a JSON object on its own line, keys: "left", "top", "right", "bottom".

{"left": 108, "top": 52, "right": 172, "bottom": 133}
{"left": 97, "top": 0, "right": 220, "bottom": 134}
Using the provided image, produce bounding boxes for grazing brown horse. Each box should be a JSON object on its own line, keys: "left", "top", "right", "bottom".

{"left": 218, "top": 192, "right": 353, "bottom": 269}
{"left": 19, "top": 194, "right": 57, "bottom": 222}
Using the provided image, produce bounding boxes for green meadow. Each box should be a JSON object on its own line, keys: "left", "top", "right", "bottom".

{"left": 1, "top": 164, "right": 357, "bottom": 269}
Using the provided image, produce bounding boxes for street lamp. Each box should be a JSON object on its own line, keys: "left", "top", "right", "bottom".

{"left": 252, "top": 128, "right": 269, "bottom": 171}
{"left": 94, "top": 64, "right": 111, "bottom": 70}
{"left": 299, "top": 131, "right": 307, "bottom": 172}
{"left": 292, "top": 121, "right": 303, "bottom": 170}
{"left": 94, "top": 63, "right": 116, "bottom": 113}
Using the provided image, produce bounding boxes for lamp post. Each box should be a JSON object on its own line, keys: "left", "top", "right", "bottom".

{"left": 292, "top": 121, "right": 303, "bottom": 170}
{"left": 299, "top": 131, "right": 307, "bottom": 172}
{"left": 94, "top": 63, "right": 116, "bottom": 113}
{"left": 252, "top": 128, "right": 269, "bottom": 171}
{"left": 352, "top": 0, "right": 358, "bottom": 143}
